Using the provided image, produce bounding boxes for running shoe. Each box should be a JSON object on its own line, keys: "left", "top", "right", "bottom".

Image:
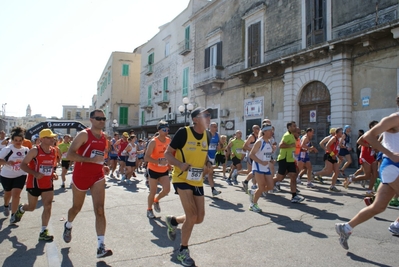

{"left": 248, "top": 189, "right": 254, "bottom": 204}
{"left": 61, "top": 184, "right": 65, "bottom": 189}
{"left": 153, "top": 202, "right": 161, "bottom": 213}
{"left": 306, "top": 182, "right": 316, "bottom": 188}
{"left": 177, "top": 249, "right": 195, "bottom": 267}
{"left": 388, "top": 223, "right": 399, "bottom": 235}
{"left": 165, "top": 215, "right": 177, "bottom": 241}
{"left": 39, "top": 229, "right": 54, "bottom": 242}
{"left": 365, "top": 191, "right": 375, "bottom": 197}
{"left": 335, "top": 223, "right": 351, "bottom": 250}
{"left": 11, "top": 204, "right": 24, "bottom": 223}
{"left": 389, "top": 198, "right": 399, "bottom": 207}
{"left": 97, "top": 243, "right": 113, "bottom": 258}
{"left": 329, "top": 186, "right": 341, "bottom": 192}
{"left": 3, "top": 206, "right": 9, "bottom": 217}
{"left": 242, "top": 181, "right": 249, "bottom": 193}
{"left": 296, "top": 176, "right": 302, "bottom": 185}
{"left": 275, "top": 183, "right": 281, "bottom": 191}
{"left": 212, "top": 189, "right": 221, "bottom": 197}
{"left": 226, "top": 178, "right": 233, "bottom": 185}
{"left": 63, "top": 222, "right": 72, "bottom": 243}
{"left": 364, "top": 196, "right": 373, "bottom": 206}
{"left": 251, "top": 184, "right": 258, "bottom": 190}
{"left": 344, "top": 175, "right": 353, "bottom": 189}
{"left": 360, "top": 179, "right": 366, "bottom": 188}
{"left": 291, "top": 195, "right": 305, "bottom": 203}
{"left": 233, "top": 179, "right": 239, "bottom": 185}
{"left": 147, "top": 209, "right": 155, "bottom": 219}
{"left": 249, "top": 203, "right": 262, "bottom": 213}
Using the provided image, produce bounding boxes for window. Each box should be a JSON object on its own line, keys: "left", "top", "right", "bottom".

{"left": 85, "top": 112, "right": 89, "bottom": 119}
{"left": 119, "top": 107, "right": 128, "bottom": 125}
{"left": 165, "top": 42, "right": 170, "bottom": 57}
{"left": 67, "top": 111, "right": 71, "bottom": 120}
{"left": 210, "top": 108, "right": 218, "bottom": 119}
{"left": 163, "top": 77, "right": 169, "bottom": 101}
{"left": 141, "top": 111, "right": 145, "bottom": 125}
{"left": 76, "top": 111, "right": 82, "bottom": 119}
{"left": 108, "top": 72, "right": 111, "bottom": 84}
{"left": 306, "top": 0, "right": 326, "bottom": 46}
{"left": 122, "top": 64, "right": 129, "bottom": 76}
{"left": 147, "top": 85, "right": 152, "bottom": 105}
{"left": 185, "top": 26, "right": 190, "bottom": 49}
{"left": 182, "top": 67, "right": 189, "bottom": 96}
{"left": 204, "top": 42, "right": 222, "bottom": 69}
{"left": 248, "top": 22, "right": 261, "bottom": 67}
{"left": 148, "top": 53, "right": 154, "bottom": 65}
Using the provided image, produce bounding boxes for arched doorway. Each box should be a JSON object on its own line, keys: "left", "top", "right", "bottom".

{"left": 299, "top": 81, "right": 331, "bottom": 165}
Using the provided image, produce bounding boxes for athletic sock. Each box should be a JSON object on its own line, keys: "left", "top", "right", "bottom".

{"left": 65, "top": 221, "right": 73, "bottom": 229}
{"left": 292, "top": 193, "right": 297, "bottom": 198}
{"left": 41, "top": 226, "right": 47, "bottom": 233}
{"left": 344, "top": 223, "right": 353, "bottom": 233}
{"left": 180, "top": 245, "right": 188, "bottom": 252}
{"left": 97, "top": 236, "right": 105, "bottom": 247}
{"left": 171, "top": 217, "right": 178, "bottom": 226}
{"left": 243, "top": 180, "right": 249, "bottom": 184}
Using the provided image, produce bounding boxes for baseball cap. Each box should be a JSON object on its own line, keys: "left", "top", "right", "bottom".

{"left": 191, "top": 107, "right": 212, "bottom": 119}
{"left": 39, "top": 129, "right": 57, "bottom": 138}
{"left": 261, "top": 125, "right": 273, "bottom": 131}
{"left": 122, "top": 132, "right": 129, "bottom": 138}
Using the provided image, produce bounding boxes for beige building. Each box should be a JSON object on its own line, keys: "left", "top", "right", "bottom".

{"left": 95, "top": 51, "right": 141, "bottom": 135}
{"left": 61, "top": 105, "right": 92, "bottom": 136}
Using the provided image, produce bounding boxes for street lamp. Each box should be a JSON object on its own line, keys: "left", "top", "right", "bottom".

{"left": 178, "top": 97, "right": 194, "bottom": 126}
{"left": 111, "top": 119, "right": 119, "bottom": 134}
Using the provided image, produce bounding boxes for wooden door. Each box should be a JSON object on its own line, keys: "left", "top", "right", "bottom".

{"left": 299, "top": 81, "right": 330, "bottom": 165}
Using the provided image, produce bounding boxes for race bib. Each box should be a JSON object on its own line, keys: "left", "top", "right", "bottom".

{"left": 62, "top": 152, "right": 68, "bottom": 159}
{"left": 39, "top": 165, "right": 53, "bottom": 176}
{"left": 300, "top": 152, "right": 306, "bottom": 158}
{"left": 12, "top": 163, "right": 21, "bottom": 172}
{"left": 158, "top": 157, "right": 167, "bottom": 166}
{"left": 209, "top": 144, "right": 217, "bottom": 151}
{"left": 187, "top": 167, "right": 203, "bottom": 181}
{"left": 370, "top": 149, "right": 375, "bottom": 156}
{"left": 263, "top": 153, "right": 272, "bottom": 161}
{"left": 236, "top": 149, "right": 245, "bottom": 154}
{"left": 90, "top": 150, "right": 104, "bottom": 165}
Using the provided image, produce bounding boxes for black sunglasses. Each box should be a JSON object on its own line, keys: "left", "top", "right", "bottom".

{"left": 91, "top": 116, "right": 107, "bottom": 121}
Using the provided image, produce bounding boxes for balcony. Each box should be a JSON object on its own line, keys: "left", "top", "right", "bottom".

{"left": 178, "top": 39, "right": 192, "bottom": 56}
{"left": 145, "top": 64, "right": 153, "bottom": 76}
{"left": 141, "top": 103, "right": 153, "bottom": 113}
{"left": 156, "top": 99, "right": 170, "bottom": 109}
{"left": 194, "top": 65, "right": 225, "bottom": 94}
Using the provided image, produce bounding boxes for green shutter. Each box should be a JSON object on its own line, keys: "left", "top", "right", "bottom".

{"left": 141, "top": 111, "right": 145, "bottom": 125}
{"left": 122, "top": 64, "right": 129, "bottom": 76}
{"left": 185, "top": 26, "right": 190, "bottom": 49}
{"left": 163, "top": 77, "right": 168, "bottom": 101}
{"left": 148, "top": 85, "right": 152, "bottom": 105}
{"left": 148, "top": 53, "right": 154, "bottom": 65}
{"left": 119, "top": 107, "right": 128, "bottom": 125}
{"left": 182, "top": 68, "right": 189, "bottom": 96}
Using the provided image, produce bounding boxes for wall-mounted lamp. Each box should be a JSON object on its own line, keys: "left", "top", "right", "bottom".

{"left": 253, "top": 70, "right": 258, "bottom": 77}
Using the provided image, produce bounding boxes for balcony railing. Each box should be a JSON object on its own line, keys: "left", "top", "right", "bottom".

{"left": 194, "top": 66, "right": 224, "bottom": 85}
{"left": 145, "top": 64, "right": 153, "bottom": 76}
{"left": 178, "top": 39, "right": 192, "bottom": 55}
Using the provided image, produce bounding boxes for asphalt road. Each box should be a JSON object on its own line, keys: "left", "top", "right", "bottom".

{"left": 0, "top": 167, "right": 398, "bottom": 267}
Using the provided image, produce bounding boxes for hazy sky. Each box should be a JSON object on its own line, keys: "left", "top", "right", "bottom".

{"left": 0, "top": 0, "right": 190, "bottom": 118}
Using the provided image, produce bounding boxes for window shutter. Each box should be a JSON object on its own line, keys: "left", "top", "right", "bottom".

{"left": 185, "top": 26, "right": 190, "bottom": 49}
{"left": 182, "top": 68, "right": 188, "bottom": 96}
{"left": 216, "top": 42, "right": 223, "bottom": 66}
{"left": 204, "top": 47, "right": 210, "bottom": 69}
{"left": 148, "top": 85, "right": 152, "bottom": 105}
{"left": 247, "top": 25, "right": 252, "bottom": 67}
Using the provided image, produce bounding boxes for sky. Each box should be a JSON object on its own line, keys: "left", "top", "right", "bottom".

{"left": 0, "top": 0, "right": 190, "bottom": 118}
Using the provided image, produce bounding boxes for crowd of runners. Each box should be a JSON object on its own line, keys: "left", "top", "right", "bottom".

{"left": 1, "top": 101, "right": 399, "bottom": 265}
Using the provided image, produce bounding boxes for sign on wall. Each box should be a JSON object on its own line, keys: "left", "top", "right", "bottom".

{"left": 362, "top": 96, "right": 370, "bottom": 107}
{"left": 310, "top": 110, "right": 316, "bottom": 122}
{"left": 244, "top": 98, "right": 263, "bottom": 117}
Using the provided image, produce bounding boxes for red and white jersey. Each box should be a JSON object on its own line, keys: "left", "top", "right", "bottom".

{"left": 73, "top": 129, "right": 106, "bottom": 180}
{"left": 26, "top": 145, "right": 57, "bottom": 189}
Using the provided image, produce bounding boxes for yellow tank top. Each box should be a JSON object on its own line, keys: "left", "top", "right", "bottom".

{"left": 172, "top": 127, "right": 208, "bottom": 187}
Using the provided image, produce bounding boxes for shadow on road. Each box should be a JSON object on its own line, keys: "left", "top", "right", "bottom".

{"left": 346, "top": 252, "right": 392, "bottom": 267}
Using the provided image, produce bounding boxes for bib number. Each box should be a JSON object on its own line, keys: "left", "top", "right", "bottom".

{"left": 209, "top": 144, "right": 217, "bottom": 151}
{"left": 187, "top": 167, "right": 203, "bottom": 181}
{"left": 12, "top": 163, "right": 21, "bottom": 172}
{"left": 39, "top": 165, "right": 53, "bottom": 176}
{"left": 90, "top": 150, "right": 104, "bottom": 165}
{"left": 263, "top": 153, "right": 272, "bottom": 162}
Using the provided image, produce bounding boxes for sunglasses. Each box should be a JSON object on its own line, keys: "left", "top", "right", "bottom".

{"left": 161, "top": 128, "right": 169, "bottom": 132}
{"left": 197, "top": 113, "right": 211, "bottom": 118}
{"left": 91, "top": 116, "right": 107, "bottom": 121}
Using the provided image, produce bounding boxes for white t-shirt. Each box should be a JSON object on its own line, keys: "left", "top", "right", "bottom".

{"left": 0, "top": 144, "right": 29, "bottom": 178}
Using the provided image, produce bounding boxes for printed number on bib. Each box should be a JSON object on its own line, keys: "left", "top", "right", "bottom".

{"left": 263, "top": 153, "right": 272, "bottom": 162}
{"left": 90, "top": 150, "right": 104, "bottom": 165}
{"left": 39, "top": 165, "right": 53, "bottom": 176}
{"left": 187, "top": 167, "right": 203, "bottom": 181}
{"left": 209, "top": 144, "right": 217, "bottom": 151}
{"left": 12, "top": 163, "right": 21, "bottom": 171}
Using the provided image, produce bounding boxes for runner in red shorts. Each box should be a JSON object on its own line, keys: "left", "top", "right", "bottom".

{"left": 62, "top": 109, "right": 112, "bottom": 258}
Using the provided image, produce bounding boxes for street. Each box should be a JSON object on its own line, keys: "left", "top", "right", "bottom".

{"left": 0, "top": 168, "right": 398, "bottom": 267}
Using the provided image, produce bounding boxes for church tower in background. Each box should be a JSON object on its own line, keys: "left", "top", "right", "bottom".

{"left": 26, "top": 104, "right": 31, "bottom": 117}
